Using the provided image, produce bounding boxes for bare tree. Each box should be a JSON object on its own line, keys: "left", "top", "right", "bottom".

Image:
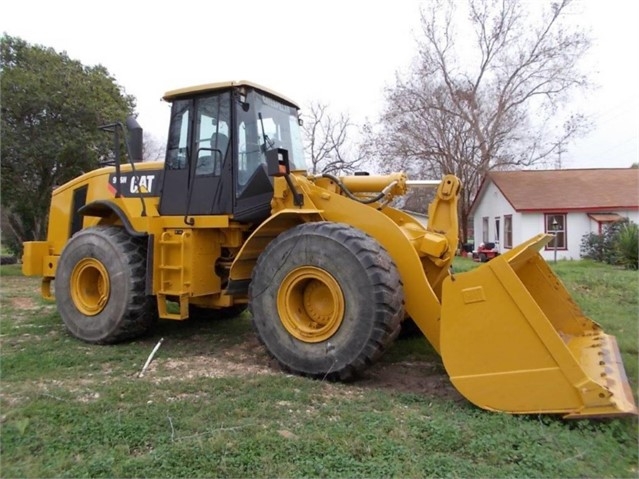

{"left": 143, "top": 131, "right": 166, "bottom": 162}
{"left": 373, "top": 0, "right": 592, "bottom": 242}
{"left": 301, "top": 102, "right": 365, "bottom": 175}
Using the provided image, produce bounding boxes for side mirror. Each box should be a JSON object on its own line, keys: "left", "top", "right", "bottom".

{"left": 266, "top": 148, "right": 290, "bottom": 177}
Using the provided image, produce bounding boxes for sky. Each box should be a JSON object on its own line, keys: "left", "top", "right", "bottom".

{"left": 2, "top": 0, "right": 637, "bottom": 170}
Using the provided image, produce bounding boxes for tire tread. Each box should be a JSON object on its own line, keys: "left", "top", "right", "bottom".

{"left": 250, "top": 221, "right": 403, "bottom": 381}
{"left": 56, "top": 226, "right": 155, "bottom": 344}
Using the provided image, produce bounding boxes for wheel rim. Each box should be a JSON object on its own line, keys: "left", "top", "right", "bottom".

{"left": 70, "top": 258, "right": 110, "bottom": 316}
{"left": 277, "top": 266, "right": 345, "bottom": 343}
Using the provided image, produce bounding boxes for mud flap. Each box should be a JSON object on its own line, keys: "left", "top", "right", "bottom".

{"left": 440, "top": 234, "right": 637, "bottom": 418}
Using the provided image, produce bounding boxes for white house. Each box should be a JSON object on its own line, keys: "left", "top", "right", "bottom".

{"left": 469, "top": 168, "right": 639, "bottom": 261}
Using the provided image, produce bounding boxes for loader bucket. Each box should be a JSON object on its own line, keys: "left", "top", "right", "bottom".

{"left": 440, "top": 233, "right": 637, "bottom": 418}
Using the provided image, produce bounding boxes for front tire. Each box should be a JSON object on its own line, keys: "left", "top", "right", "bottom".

{"left": 249, "top": 222, "right": 404, "bottom": 381}
{"left": 54, "top": 226, "right": 156, "bottom": 344}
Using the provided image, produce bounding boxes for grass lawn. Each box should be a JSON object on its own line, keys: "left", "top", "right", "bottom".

{"left": 1, "top": 259, "right": 637, "bottom": 478}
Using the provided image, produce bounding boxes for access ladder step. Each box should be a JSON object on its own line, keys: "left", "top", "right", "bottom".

{"left": 157, "top": 294, "right": 189, "bottom": 320}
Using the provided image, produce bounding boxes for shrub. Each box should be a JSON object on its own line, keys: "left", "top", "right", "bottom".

{"left": 616, "top": 222, "right": 639, "bottom": 270}
{"left": 0, "top": 255, "right": 17, "bottom": 265}
{"left": 581, "top": 219, "right": 639, "bottom": 269}
{"left": 580, "top": 232, "right": 606, "bottom": 262}
{"left": 580, "top": 221, "right": 624, "bottom": 264}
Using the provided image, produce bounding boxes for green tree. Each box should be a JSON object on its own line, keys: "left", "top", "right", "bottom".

{"left": 1, "top": 34, "right": 135, "bottom": 253}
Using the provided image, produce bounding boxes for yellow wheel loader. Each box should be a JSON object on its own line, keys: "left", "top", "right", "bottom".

{"left": 22, "top": 81, "right": 637, "bottom": 418}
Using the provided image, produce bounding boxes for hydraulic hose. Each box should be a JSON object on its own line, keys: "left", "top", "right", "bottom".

{"left": 321, "top": 173, "right": 390, "bottom": 204}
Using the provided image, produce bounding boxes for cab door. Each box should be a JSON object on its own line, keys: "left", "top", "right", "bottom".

{"left": 159, "top": 92, "right": 233, "bottom": 216}
{"left": 232, "top": 91, "right": 275, "bottom": 222}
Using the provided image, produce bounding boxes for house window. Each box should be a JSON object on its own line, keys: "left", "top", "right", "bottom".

{"left": 482, "top": 217, "right": 489, "bottom": 243}
{"left": 545, "top": 213, "right": 567, "bottom": 250}
{"left": 504, "top": 215, "right": 513, "bottom": 249}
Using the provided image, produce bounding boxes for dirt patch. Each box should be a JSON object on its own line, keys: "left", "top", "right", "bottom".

{"left": 150, "top": 336, "right": 278, "bottom": 381}
{"left": 10, "top": 297, "right": 39, "bottom": 310}
{"left": 1, "top": 329, "right": 59, "bottom": 346}
{"left": 0, "top": 377, "right": 109, "bottom": 407}
{"left": 0, "top": 266, "right": 461, "bottom": 404}
{"left": 1, "top": 276, "right": 50, "bottom": 324}
{"left": 1, "top": 335, "right": 463, "bottom": 407}
{"left": 358, "top": 361, "right": 464, "bottom": 402}
{"left": 0, "top": 276, "right": 41, "bottom": 295}
{"left": 156, "top": 355, "right": 274, "bottom": 380}
{"left": 146, "top": 334, "right": 461, "bottom": 402}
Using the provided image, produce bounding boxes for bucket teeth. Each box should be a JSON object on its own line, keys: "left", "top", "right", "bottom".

{"left": 598, "top": 335, "right": 635, "bottom": 416}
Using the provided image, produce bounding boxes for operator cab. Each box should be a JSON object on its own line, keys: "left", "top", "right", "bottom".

{"left": 158, "top": 81, "right": 305, "bottom": 222}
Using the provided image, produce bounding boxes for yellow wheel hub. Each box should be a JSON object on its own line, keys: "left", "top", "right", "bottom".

{"left": 277, "top": 266, "right": 345, "bottom": 343}
{"left": 70, "top": 258, "right": 110, "bottom": 316}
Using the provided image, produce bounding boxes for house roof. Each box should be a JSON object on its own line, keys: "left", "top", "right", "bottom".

{"left": 476, "top": 168, "right": 639, "bottom": 212}
{"left": 588, "top": 213, "right": 624, "bottom": 222}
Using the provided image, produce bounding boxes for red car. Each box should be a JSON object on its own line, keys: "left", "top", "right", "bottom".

{"left": 472, "top": 242, "right": 500, "bottom": 262}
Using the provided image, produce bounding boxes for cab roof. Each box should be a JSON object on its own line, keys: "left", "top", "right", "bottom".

{"left": 162, "top": 80, "right": 300, "bottom": 109}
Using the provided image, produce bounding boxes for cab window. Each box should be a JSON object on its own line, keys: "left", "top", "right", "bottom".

{"left": 165, "top": 99, "right": 190, "bottom": 169}
{"left": 235, "top": 90, "right": 305, "bottom": 196}
{"left": 195, "top": 93, "right": 231, "bottom": 176}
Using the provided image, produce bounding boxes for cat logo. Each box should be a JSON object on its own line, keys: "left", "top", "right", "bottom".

{"left": 108, "top": 170, "right": 163, "bottom": 197}
{"left": 130, "top": 175, "right": 155, "bottom": 194}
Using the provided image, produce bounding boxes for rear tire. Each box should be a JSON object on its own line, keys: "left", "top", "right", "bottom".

{"left": 55, "top": 226, "right": 156, "bottom": 344}
{"left": 249, "top": 222, "right": 404, "bottom": 381}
